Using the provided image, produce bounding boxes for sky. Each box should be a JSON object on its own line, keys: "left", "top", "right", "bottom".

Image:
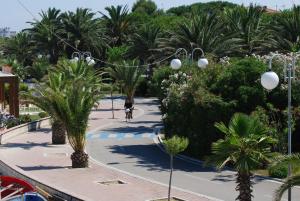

{"left": 1, "top": 0, "right": 300, "bottom": 31}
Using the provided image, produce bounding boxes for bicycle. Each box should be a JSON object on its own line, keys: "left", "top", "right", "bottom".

{"left": 125, "top": 107, "right": 133, "bottom": 122}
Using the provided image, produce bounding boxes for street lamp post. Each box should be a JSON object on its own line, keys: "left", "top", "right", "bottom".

{"left": 71, "top": 51, "right": 96, "bottom": 65}
{"left": 170, "top": 48, "right": 208, "bottom": 70}
{"left": 261, "top": 53, "right": 299, "bottom": 201}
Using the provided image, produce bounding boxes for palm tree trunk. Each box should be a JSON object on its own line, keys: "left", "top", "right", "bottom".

{"left": 52, "top": 120, "right": 66, "bottom": 144}
{"left": 71, "top": 151, "right": 89, "bottom": 168}
{"left": 236, "top": 171, "right": 252, "bottom": 201}
{"left": 168, "top": 155, "right": 173, "bottom": 201}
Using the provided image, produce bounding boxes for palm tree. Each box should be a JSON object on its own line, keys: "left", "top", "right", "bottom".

{"left": 271, "top": 6, "right": 300, "bottom": 52}
{"left": 159, "top": 12, "right": 224, "bottom": 56}
{"left": 100, "top": 5, "right": 131, "bottom": 46}
{"left": 206, "top": 113, "right": 276, "bottom": 201}
{"left": 28, "top": 8, "right": 63, "bottom": 64}
{"left": 48, "top": 60, "right": 102, "bottom": 168}
{"left": 23, "top": 70, "right": 67, "bottom": 144}
{"left": 221, "top": 4, "right": 271, "bottom": 56}
{"left": 164, "top": 136, "right": 189, "bottom": 201}
{"left": 126, "top": 24, "right": 161, "bottom": 64}
{"left": 3, "top": 32, "right": 33, "bottom": 65}
{"left": 106, "top": 61, "right": 143, "bottom": 105}
{"left": 272, "top": 154, "right": 300, "bottom": 201}
{"left": 61, "top": 8, "right": 107, "bottom": 58}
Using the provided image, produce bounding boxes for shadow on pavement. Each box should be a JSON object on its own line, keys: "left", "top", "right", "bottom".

{"left": 107, "top": 143, "right": 214, "bottom": 173}
{"left": 0, "top": 142, "right": 49, "bottom": 150}
{"left": 17, "top": 165, "right": 70, "bottom": 171}
{"left": 103, "top": 126, "right": 154, "bottom": 134}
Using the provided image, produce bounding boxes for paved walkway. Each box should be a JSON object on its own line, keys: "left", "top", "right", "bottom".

{"left": 0, "top": 98, "right": 211, "bottom": 201}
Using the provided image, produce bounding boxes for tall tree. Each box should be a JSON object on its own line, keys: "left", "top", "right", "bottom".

{"left": 28, "top": 8, "right": 63, "bottom": 64}
{"left": 206, "top": 113, "right": 276, "bottom": 201}
{"left": 107, "top": 61, "right": 143, "bottom": 105}
{"left": 132, "top": 0, "right": 157, "bottom": 15}
{"left": 3, "top": 32, "right": 33, "bottom": 65}
{"left": 271, "top": 6, "right": 300, "bottom": 52}
{"left": 221, "top": 4, "right": 271, "bottom": 56}
{"left": 100, "top": 5, "right": 131, "bottom": 46}
{"left": 159, "top": 12, "right": 224, "bottom": 56}
{"left": 61, "top": 8, "right": 107, "bottom": 58}
{"left": 49, "top": 60, "right": 102, "bottom": 168}
{"left": 126, "top": 24, "right": 161, "bottom": 64}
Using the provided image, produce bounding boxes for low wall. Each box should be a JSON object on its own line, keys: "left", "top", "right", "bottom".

{"left": 0, "top": 117, "right": 51, "bottom": 145}
{"left": 0, "top": 118, "right": 83, "bottom": 201}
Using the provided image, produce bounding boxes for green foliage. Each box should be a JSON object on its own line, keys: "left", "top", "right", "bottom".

{"left": 271, "top": 6, "right": 300, "bottom": 52}
{"left": 19, "top": 114, "right": 32, "bottom": 124}
{"left": 19, "top": 83, "right": 29, "bottom": 92}
{"left": 148, "top": 66, "right": 173, "bottom": 98}
{"left": 207, "top": 113, "right": 276, "bottom": 171}
{"left": 268, "top": 163, "right": 288, "bottom": 178}
{"left": 210, "top": 58, "right": 267, "bottom": 113}
{"left": 101, "top": 5, "right": 131, "bottom": 46}
{"left": 38, "top": 112, "right": 48, "bottom": 118}
{"left": 167, "top": 1, "right": 238, "bottom": 16}
{"left": 132, "top": 0, "right": 157, "bottom": 15}
{"left": 221, "top": 4, "right": 272, "bottom": 56}
{"left": 126, "top": 24, "right": 161, "bottom": 63}
{"left": 135, "top": 77, "right": 148, "bottom": 96}
{"left": 106, "top": 61, "right": 143, "bottom": 103}
{"left": 164, "top": 135, "right": 189, "bottom": 156}
{"left": 272, "top": 154, "right": 300, "bottom": 201}
{"left": 106, "top": 46, "right": 128, "bottom": 63}
{"left": 26, "top": 58, "right": 50, "bottom": 81}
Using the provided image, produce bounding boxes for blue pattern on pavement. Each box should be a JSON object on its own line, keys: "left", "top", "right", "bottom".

{"left": 86, "top": 131, "right": 156, "bottom": 140}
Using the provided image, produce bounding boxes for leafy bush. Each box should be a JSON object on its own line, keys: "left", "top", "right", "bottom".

{"left": 160, "top": 58, "right": 271, "bottom": 158}
{"left": 38, "top": 112, "right": 48, "bottom": 118}
{"left": 19, "top": 83, "right": 29, "bottom": 92}
{"left": 148, "top": 66, "right": 173, "bottom": 98}
{"left": 19, "top": 114, "right": 32, "bottom": 124}
{"left": 268, "top": 164, "right": 288, "bottom": 178}
{"left": 135, "top": 77, "right": 149, "bottom": 96}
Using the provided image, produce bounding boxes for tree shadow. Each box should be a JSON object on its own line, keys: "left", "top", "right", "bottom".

{"left": 212, "top": 174, "right": 235, "bottom": 182}
{"left": 0, "top": 142, "right": 49, "bottom": 150}
{"left": 106, "top": 143, "right": 215, "bottom": 173}
{"left": 17, "top": 165, "right": 70, "bottom": 171}
{"left": 102, "top": 125, "right": 154, "bottom": 134}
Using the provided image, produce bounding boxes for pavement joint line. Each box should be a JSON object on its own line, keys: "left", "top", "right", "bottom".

{"left": 89, "top": 157, "right": 223, "bottom": 201}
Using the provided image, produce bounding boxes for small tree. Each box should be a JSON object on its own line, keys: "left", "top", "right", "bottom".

{"left": 164, "top": 135, "right": 189, "bottom": 201}
{"left": 206, "top": 113, "right": 276, "bottom": 201}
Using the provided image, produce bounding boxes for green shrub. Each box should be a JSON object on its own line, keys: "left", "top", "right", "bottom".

{"left": 38, "top": 112, "right": 48, "bottom": 118}
{"left": 19, "top": 114, "right": 32, "bottom": 124}
{"left": 148, "top": 66, "right": 173, "bottom": 98}
{"left": 19, "top": 83, "right": 29, "bottom": 92}
{"left": 6, "top": 118, "right": 19, "bottom": 129}
{"left": 268, "top": 164, "right": 288, "bottom": 178}
{"left": 135, "top": 77, "right": 148, "bottom": 96}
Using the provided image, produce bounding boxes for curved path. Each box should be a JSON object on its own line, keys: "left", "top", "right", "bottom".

{"left": 0, "top": 98, "right": 210, "bottom": 201}
{"left": 87, "top": 98, "right": 300, "bottom": 201}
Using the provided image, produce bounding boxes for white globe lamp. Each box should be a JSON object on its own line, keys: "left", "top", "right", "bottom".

{"left": 88, "top": 59, "right": 95, "bottom": 66}
{"left": 197, "top": 58, "right": 209, "bottom": 68}
{"left": 261, "top": 71, "right": 279, "bottom": 90}
{"left": 170, "top": 59, "right": 182, "bottom": 70}
{"left": 86, "top": 56, "right": 91, "bottom": 63}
